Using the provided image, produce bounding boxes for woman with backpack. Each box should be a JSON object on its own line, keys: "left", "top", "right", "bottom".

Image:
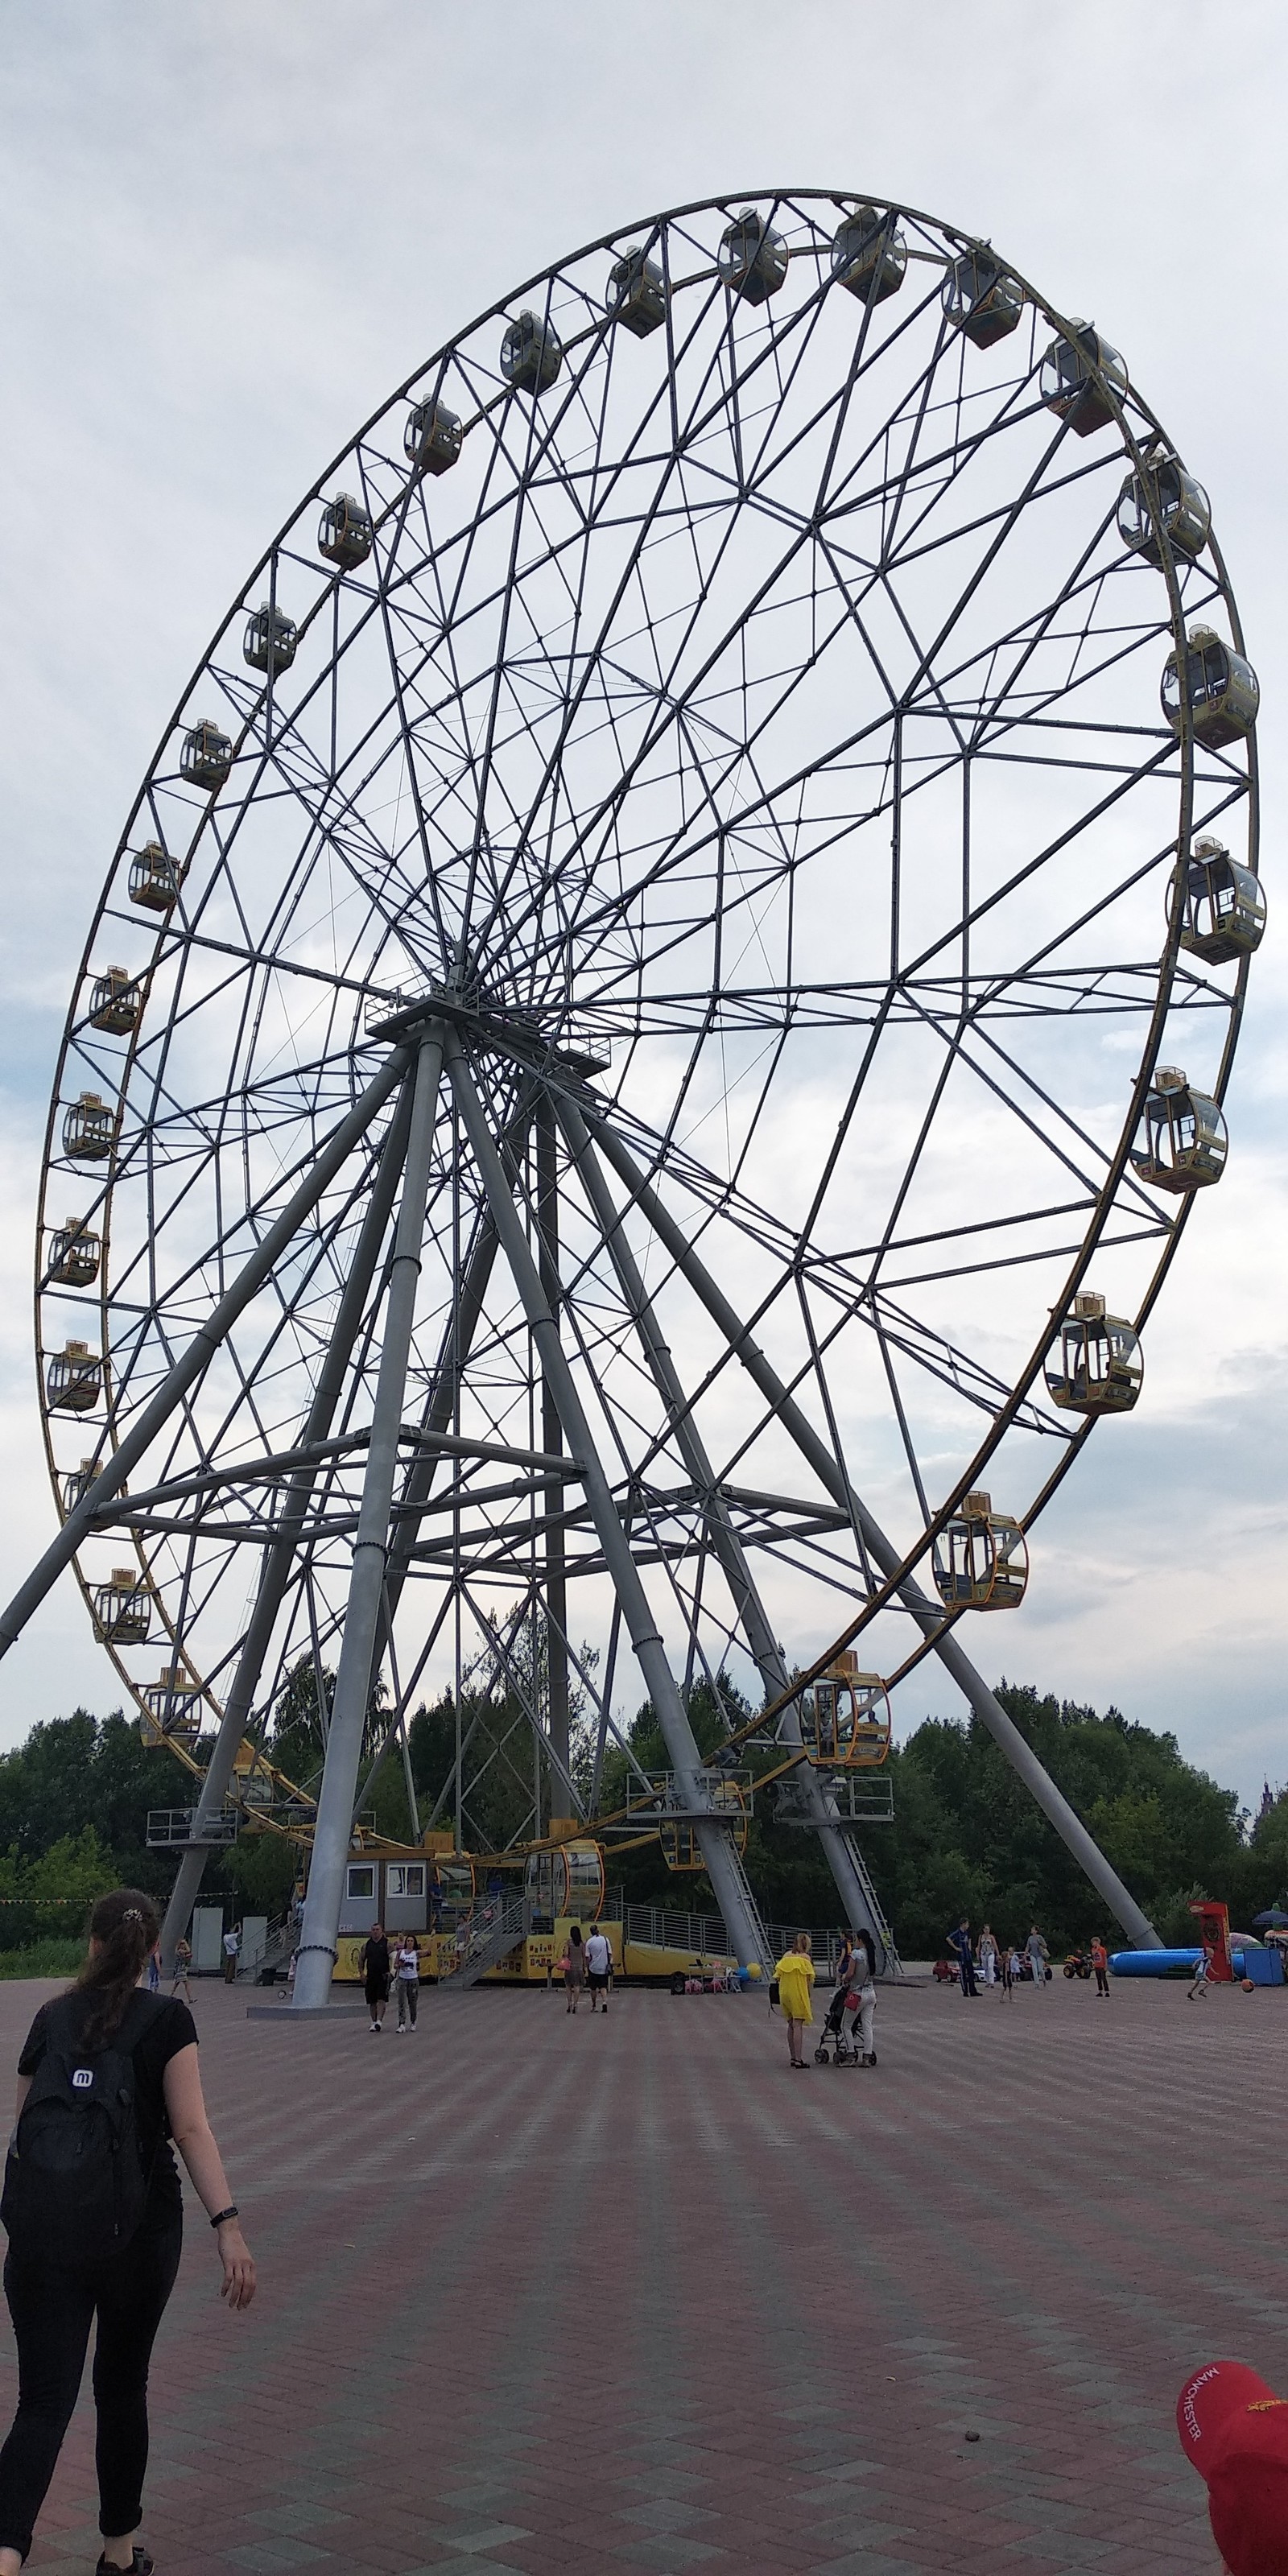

{"left": 0, "top": 1887, "right": 255, "bottom": 2576}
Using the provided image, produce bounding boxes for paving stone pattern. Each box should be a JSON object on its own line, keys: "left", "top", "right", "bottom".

{"left": 0, "top": 1971, "right": 1281, "bottom": 2574}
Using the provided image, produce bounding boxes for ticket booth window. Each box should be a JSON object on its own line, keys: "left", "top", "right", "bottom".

{"left": 339, "top": 1862, "right": 378, "bottom": 1934}
{"left": 384, "top": 1862, "right": 427, "bottom": 1930}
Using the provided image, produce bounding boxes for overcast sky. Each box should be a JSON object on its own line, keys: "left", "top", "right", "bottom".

{"left": 1, "top": 2, "right": 1285, "bottom": 1807}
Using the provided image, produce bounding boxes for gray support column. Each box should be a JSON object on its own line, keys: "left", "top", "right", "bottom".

{"left": 2, "top": 1051, "right": 407, "bottom": 1660}
{"left": 293, "top": 1033, "right": 444, "bottom": 2008}
{"left": 559, "top": 1098, "right": 894, "bottom": 1968}
{"left": 535, "top": 1100, "right": 571, "bottom": 1796}
{"left": 371, "top": 1089, "right": 535, "bottom": 1645}
{"left": 158, "top": 1080, "right": 415, "bottom": 1972}
{"left": 588, "top": 1113, "right": 1162, "bottom": 1951}
{"left": 446, "top": 1035, "right": 766, "bottom": 1971}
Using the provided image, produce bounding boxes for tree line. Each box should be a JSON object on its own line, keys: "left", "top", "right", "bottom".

{"left": 0, "top": 1678, "right": 1282, "bottom": 1961}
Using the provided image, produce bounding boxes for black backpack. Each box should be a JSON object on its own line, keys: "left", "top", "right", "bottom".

{"left": 2, "top": 1989, "right": 163, "bottom": 2265}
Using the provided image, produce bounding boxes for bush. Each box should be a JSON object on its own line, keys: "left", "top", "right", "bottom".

{"left": 0, "top": 1938, "right": 85, "bottom": 1981}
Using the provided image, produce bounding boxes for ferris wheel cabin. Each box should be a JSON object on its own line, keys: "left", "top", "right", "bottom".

{"left": 45, "top": 1341, "right": 102, "bottom": 1414}
{"left": 142, "top": 1666, "right": 203, "bottom": 1746}
{"left": 128, "top": 842, "right": 185, "bottom": 913}
{"left": 607, "top": 247, "right": 668, "bottom": 336}
{"left": 1174, "top": 837, "right": 1266, "bottom": 964}
{"left": 830, "top": 206, "right": 906, "bottom": 303}
{"left": 500, "top": 312, "right": 563, "bottom": 394}
{"left": 88, "top": 968, "right": 140, "bottom": 1035}
{"left": 803, "top": 1657, "right": 892, "bottom": 1767}
{"left": 1039, "top": 324, "right": 1127, "bottom": 437}
{"left": 718, "top": 208, "right": 788, "bottom": 305}
{"left": 933, "top": 1491, "right": 1029, "bottom": 1611}
{"left": 1045, "top": 1292, "right": 1142, "bottom": 1417}
{"left": 62, "top": 1094, "right": 114, "bottom": 1162}
{"left": 1118, "top": 456, "right": 1211, "bottom": 565}
{"left": 180, "top": 719, "right": 233, "bottom": 792}
{"left": 1130, "top": 1067, "right": 1227, "bottom": 1193}
{"left": 318, "top": 493, "right": 374, "bottom": 568}
{"left": 93, "top": 1567, "right": 152, "bottom": 1643}
{"left": 46, "top": 1220, "right": 101, "bottom": 1288}
{"left": 524, "top": 1839, "right": 606, "bottom": 1922}
{"left": 942, "top": 251, "right": 1023, "bottom": 348}
{"left": 61, "top": 1457, "right": 99, "bottom": 1515}
{"left": 242, "top": 603, "right": 298, "bottom": 674}
{"left": 403, "top": 397, "right": 464, "bottom": 474}
{"left": 1162, "top": 626, "right": 1260, "bottom": 749}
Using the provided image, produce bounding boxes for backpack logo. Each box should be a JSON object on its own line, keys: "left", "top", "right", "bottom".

{"left": 72, "top": 2069, "right": 93, "bottom": 2091}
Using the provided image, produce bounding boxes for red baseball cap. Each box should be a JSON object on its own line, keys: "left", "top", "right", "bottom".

{"left": 1177, "top": 2360, "right": 1288, "bottom": 2576}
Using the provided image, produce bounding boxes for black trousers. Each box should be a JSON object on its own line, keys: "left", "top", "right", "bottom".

{"left": 0, "top": 2201, "right": 182, "bottom": 2558}
{"left": 959, "top": 1959, "right": 978, "bottom": 1996}
{"left": 1095, "top": 1967, "right": 1110, "bottom": 1995}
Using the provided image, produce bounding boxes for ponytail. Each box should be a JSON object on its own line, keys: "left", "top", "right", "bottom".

{"left": 74, "top": 1886, "right": 160, "bottom": 2047}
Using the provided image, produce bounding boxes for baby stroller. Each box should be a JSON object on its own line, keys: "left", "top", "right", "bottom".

{"left": 815, "top": 1982, "right": 862, "bottom": 2065}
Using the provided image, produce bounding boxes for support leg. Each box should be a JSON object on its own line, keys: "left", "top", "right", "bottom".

{"left": 159, "top": 1080, "right": 415, "bottom": 1971}
{"left": 587, "top": 1112, "right": 1161, "bottom": 1951}
{"left": 535, "top": 1098, "right": 571, "bottom": 1798}
{"left": 293, "top": 1034, "right": 445, "bottom": 2009}
{"left": 559, "top": 1099, "right": 894, "bottom": 1967}
{"left": 446, "top": 1035, "right": 766, "bottom": 1971}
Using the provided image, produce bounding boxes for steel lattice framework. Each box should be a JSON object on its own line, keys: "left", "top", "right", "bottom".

{"left": 5, "top": 191, "right": 1259, "bottom": 1993}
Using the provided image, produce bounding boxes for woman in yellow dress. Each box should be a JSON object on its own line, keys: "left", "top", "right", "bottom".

{"left": 774, "top": 1931, "right": 815, "bottom": 2068}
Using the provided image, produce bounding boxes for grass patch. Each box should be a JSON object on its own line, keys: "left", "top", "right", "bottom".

{"left": 0, "top": 1939, "right": 85, "bottom": 1981}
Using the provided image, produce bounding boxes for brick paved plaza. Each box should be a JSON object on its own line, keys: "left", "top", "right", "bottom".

{"left": 1, "top": 1968, "right": 1283, "bottom": 2575}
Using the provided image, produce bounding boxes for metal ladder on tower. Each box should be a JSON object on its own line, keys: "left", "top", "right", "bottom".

{"left": 718, "top": 1832, "right": 774, "bottom": 1973}
{"left": 849, "top": 1839, "right": 902, "bottom": 1976}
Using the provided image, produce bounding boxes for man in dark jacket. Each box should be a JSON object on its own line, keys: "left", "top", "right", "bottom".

{"left": 359, "top": 1922, "right": 391, "bottom": 2031}
{"left": 947, "top": 1917, "right": 977, "bottom": 1998}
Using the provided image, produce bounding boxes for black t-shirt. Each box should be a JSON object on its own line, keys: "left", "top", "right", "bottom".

{"left": 19, "top": 1990, "right": 197, "bottom": 2207}
{"left": 360, "top": 1936, "right": 390, "bottom": 1987}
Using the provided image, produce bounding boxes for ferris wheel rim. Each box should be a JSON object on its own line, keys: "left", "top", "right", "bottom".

{"left": 32, "top": 187, "right": 1258, "bottom": 1769}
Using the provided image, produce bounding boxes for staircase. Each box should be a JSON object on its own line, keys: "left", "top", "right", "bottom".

{"left": 848, "top": 1839, "right": 901, "bottom": 1976}
{"left": 237, "top": 1914, "right": 293, "bottom": 1985}
{"left": 719, "top": 1836, "right": 774, "bottom": 1974}
{"left": 440, "top": 1893, "right": 533, "bottom": 1992}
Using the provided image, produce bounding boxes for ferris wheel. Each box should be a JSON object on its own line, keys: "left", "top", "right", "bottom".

{"left": 7, "top": 190, "right": 1261, "bottom": 1994}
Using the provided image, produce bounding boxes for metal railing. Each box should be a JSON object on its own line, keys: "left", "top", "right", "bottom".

{"left": 147, "top": 1806, "right": 238, "bottom": 1847}
{"left": 443, "top": 1893, "right": 533, "bottom": 1990}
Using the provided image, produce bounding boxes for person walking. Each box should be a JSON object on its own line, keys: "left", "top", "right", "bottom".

{"left": 1026, "top": 1925, "right": 1050, "bottom": 1988}
{"left": 563, "top": 1925, "right": 586, "bottom": 2014}
{"left": 359, "top": 1923, "right": 391, "bottom": 2032}
{"left": 1008, "top": 1943, "right": 1024, "bottom": 1991}
{"left": 221, "top": 1923, "right": 240, "bottom": 1985}
{"left": 1187, "top": 1942, "right": 1213, "bottom": 2001}
{"left": 0, "top": 1887, "right": 254, "bottom": 2576}
{"left": 845, "top": 1929, "right": 878, "bottom": 2066}
{"left": 394, "top": 1934, "right": 421, "bottom": 2031}
{"left": 169, "top": 1938, "right": 192, "bottom": 2006}
{"left": 1000, "top": 1942, "right": 1014, "bottom": 1997}
{"left": 584, "top": 1926, "right": 612, "bottom": 2013}
{"left": 947, "top": 1917, "right": 978, "bottom": 1998}
{"left": 977, "top": 1925, "right": 998, "bottom": 1989}
{"left": 1091, "top": 1935, "right": 1111, "bottom": 1999}
{"left": 774, "top": 1932, "right": 815, "bottom": 2069}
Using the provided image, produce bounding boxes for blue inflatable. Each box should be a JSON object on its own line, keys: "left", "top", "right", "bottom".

{"left": 1109, "top": 1947, "right": 1203, "bottom": 1976}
